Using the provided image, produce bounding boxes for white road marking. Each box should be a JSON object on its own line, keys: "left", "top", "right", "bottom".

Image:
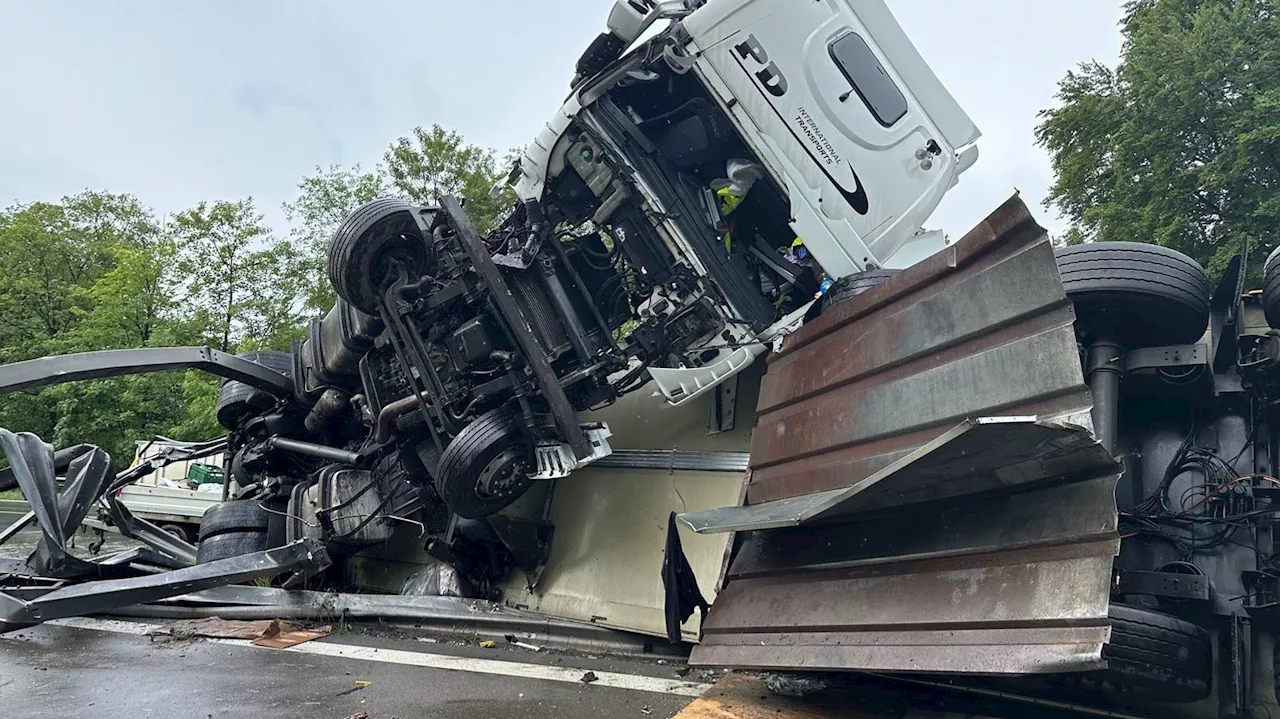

{"left": 47, "top": 616, "right": 711, "bottom": 698}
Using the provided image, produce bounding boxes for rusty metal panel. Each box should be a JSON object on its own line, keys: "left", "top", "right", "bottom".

{"left": 747, "top": 195, "right": 1091, "bottom": 505}
{"left": 687, "top": 419, "right": 1120, "bottom": 673}
{"left": 683, "top": 196, "right": 1120, "bottom": 675}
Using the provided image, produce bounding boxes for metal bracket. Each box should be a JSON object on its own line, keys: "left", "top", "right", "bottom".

{"left": 1243, "top": 570, "right": 1280, "bottom": 625}
{"left": 1115, "top": 569, "right": 1210, "bottom": 601}
{"left": 1220, "top": 613, "right": 1249, "bottom": 718}
{"left": 1125, "top": 344, "right": 1208, "bottom": 373}
{"left": 707, "top": 374, "right": 738, "bottom": 435}
{"left": 593, "top": 449, "right": 749, "bottom": 473}
{"left": 530, "top": 424, "right": 614, "bottom": 480}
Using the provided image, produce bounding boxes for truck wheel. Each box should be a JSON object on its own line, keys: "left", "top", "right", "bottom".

{"left": 328, "top": 198, "right": 429, "bottom": 314}
{"left": 198, "top": 500, "right": 271, "bottom": 541}
{"left": 159, "top": 523, "right": 194, "bottom": 544}
{"left": 1055, "top": 242, "right": 1210, "bottom": 347}
{"left": 820, "top": 269, "right": 902, "bottom": 312}
{"left": 1262, "top": 244, "right": 1280, "bottom": 328}
{"left": 1061, "top": 603, "right": 1212, "bottom": 703}
{"left": 435, "top": 409, "right": 534, "bottom": 519}
{"left": 196, "top": 530, "right": 269, "bottom": 563}
{"left": 216, "top": 350, "right": 295, "bottom": 431}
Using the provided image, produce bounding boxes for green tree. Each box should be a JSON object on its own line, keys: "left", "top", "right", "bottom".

{"left": 239, "top": 240, "right": 308, "bottom": 351}
{"left": 384, "top": 124, "right": 513, "bottom": 231}
{"left": 0, "top": 192, "right": 227, "bottom": 459}
{"left": 1037, "top": 0, "right": 1280, "bottom": 279}
{"left": 62, "top": 191, "right": 159, "bottom": 253}
{"left": 0, "top": 202, "right": 99, "bottom": 359}
{"left": 283, "top": 164, "right": 387, "bottom": 312}
{"left": 73, "top": 240, "right": 174, "bottom": 350}
{"left": 172, "top": 199, "right": 302, "bottom": 352}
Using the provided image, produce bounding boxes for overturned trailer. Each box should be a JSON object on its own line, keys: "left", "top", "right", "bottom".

{"left": 5, "top": 1, "right": 1280, "bottom": 717}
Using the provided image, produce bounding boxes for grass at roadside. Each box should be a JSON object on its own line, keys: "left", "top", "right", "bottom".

{"left": 0, "top": 489, "right": 24, "bottom": 501}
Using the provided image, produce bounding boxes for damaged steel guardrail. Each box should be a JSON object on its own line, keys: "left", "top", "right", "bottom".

{"left": 0, "top": 430, "right": 230, "bottom": 578}
{"left": 1, "top": 430, "right": 120, "bottom": 579}
{"left": 0, "top": 539, "right": 330, "bottom": 632}
{"left": 0, "top": 346, "right": 293, "bottom": 398}
{"left": 0, "top": 424, "right": 332, "bottom": 633}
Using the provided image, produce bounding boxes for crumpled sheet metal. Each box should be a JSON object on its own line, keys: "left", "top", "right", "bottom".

{"left": 682, "top": 196, "right": 1119, "bottom": 675}
{"left": 1, "top": 539, "right": 331, "bottom": 632}
{"left": 0, "top": 428, "right": 201, "bottom": 575}
{"left": 0, "top": 429, "right": 116, "bottom": 579}
{"left": 402, "top": 559, "right": 472, "bottom": 599}
{"left": 745, "top": 196, "right": 1093, "bottom": 506}
{"left": 679, "top": 418, "right": 1110, "bottom": 533}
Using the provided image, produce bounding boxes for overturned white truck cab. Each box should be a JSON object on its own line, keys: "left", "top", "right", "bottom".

{"left": 513, "top": 0, "right": 979, "bottom": 404}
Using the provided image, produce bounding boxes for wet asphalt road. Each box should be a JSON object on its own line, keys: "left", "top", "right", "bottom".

{"left": 0, "top": 509, "right": 704, "bottom": 717}
{"left": 0, "top": 621, "right": 699, "bottom": 719}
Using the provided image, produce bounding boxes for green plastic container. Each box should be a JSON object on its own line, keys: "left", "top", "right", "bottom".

{"left": 187, "top": 463, "right": 226, "bottom": 485}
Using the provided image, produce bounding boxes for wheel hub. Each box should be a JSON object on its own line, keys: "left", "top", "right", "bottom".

{"left": 475, "top": 447, "right": 528, "bottom": 500}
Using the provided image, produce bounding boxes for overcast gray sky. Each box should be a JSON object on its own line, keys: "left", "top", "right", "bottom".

{"left": 0, "top": 0, "right": 1125, "bottom": 237}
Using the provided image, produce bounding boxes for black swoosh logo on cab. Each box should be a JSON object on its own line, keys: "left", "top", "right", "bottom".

{"left": 731, "top": 55, "right": 870, "bottom": 216}
{"left": 838, "top": 163, "right": 869, "bottom": 215}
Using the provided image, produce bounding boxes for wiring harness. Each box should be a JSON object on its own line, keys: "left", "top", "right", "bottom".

{"left": 1120, "top": 421, "right": 1279, "bottom": 561}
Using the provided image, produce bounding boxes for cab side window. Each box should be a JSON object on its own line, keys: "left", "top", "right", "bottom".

{"left": 829, "top": 33, "right": 908, "bottom": 127}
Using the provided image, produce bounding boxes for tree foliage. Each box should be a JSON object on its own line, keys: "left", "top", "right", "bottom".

{"left": 384, "top": 124, "right": 514, "bottom": 231}
{"left": 1037, "top": 0, "right": 1280, "bottom": 279}
{"left": 172, "top": 199, "right": 303, "bottom": 352}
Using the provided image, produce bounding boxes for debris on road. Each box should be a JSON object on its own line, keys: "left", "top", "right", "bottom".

{"left": 504, "top": 634, "right": 542, "bottom": 651}
{"left": 335, "top": 680, "right": 372, "bottom": 697}
{"left": 143, "top": 617, "right": 332, "bottom": 648}
{"left": 150, "top": 618, "right": 294, "bottom": 641}
{"left": 581, "top": 671, "right": 598, "bottom": 684}
{"left": 252, "top": 626, "right": 330, "bottom": 649}
{"left": 478, "top": 639, "right": 496, "bottom": 648}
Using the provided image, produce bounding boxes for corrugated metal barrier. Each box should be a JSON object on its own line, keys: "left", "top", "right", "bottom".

{"left": 680, "top": 195, "right": 1121, "bottom": 675}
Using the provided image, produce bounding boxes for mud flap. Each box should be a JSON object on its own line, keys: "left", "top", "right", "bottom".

{"left": 677, "top": 196, "right": 1121, "bottom": 674}
{"left": 663, "top": 511, "right": 710, "bottom": 643}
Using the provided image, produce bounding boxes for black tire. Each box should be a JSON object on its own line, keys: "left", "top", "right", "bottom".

{"left": 435, "top": 409, "right": 534, "bottom": 519}
{"left": 196, "top": 530, "right": 269, "bottom": 563}
{"left": 216, "top": 350, "right": 294, "bottom": 431}
{"left": 1262, "top": 244, "right": 1280, "bottom": 328}
{"left": 328, "top": 197, "right": 429, "bottom": 314}
{"left": 1055, "top": 242, "right": 1211, "bottom": 347}
{"left": 1061, "top": 604, "right": 1212, "bottom": 703}
{"left": 820, "top": 269, "right": 902, "bottom": 312}
{"left": 197, "top": 500, "right": 271, "bottom": 541}
{"left": 159, "top": 523, "right": 194, "bottom": 544}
